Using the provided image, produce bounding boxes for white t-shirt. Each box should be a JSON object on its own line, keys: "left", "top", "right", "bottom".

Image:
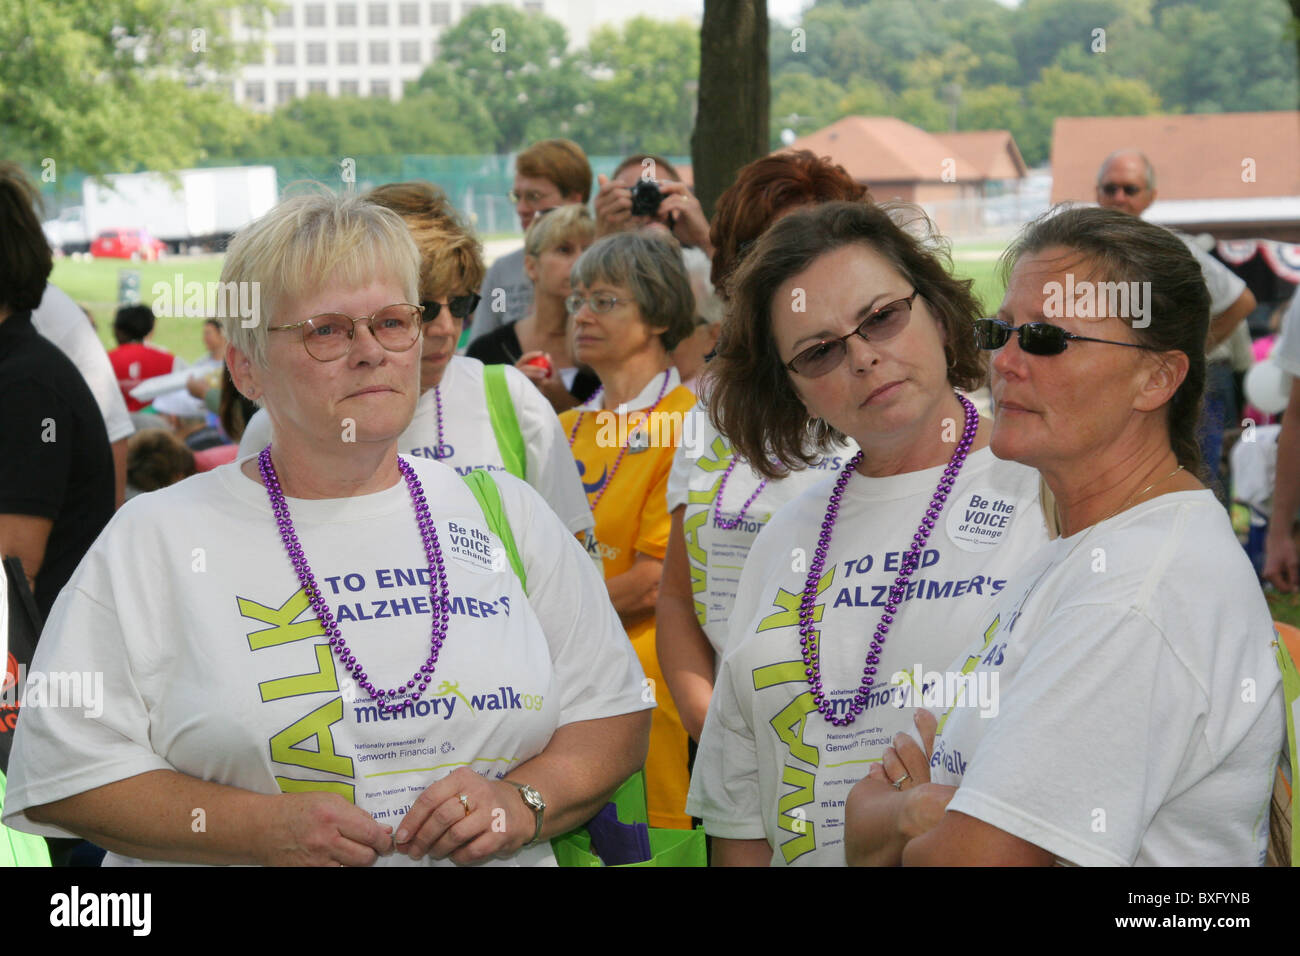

{"left": 31, "top": 284, "right": 134, "bottom": 443}
{"left": 930, "top": 490, "right": 1283, "bottom": 866}
{"left": 1267, "top": 294, "right": 1300, "bottom": 377}
{"left": 1172, "top": 233, "right": 1247, "bottom": 363}
{"left": 241, "top": 357, "right": 593, "bottom": 536}
{"left": 665, "top": 405, "right": 858, "bottom": 656}
{"left": 685, "top": 447, "right": 1048, "bottom": 865}
{"left": 2, "top": 454, "right": 649, "bottom": 866}
{"left": 468, "top": 247, "right": 531, "bottom": 344}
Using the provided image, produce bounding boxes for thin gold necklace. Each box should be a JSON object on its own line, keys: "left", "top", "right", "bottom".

{"left": 1097, "top": 464, "right": 1186, "bottom": 526}
{"left": 1019, "top": 464, "right": 1188, "bottom": 627}
{"left": 1052, "top": 464, "right": 1187, "bottom": 538}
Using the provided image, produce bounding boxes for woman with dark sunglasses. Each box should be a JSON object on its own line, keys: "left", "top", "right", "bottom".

{"left": 686, "top": 201, "right": 1049, "bottom": 866}
{"left": 239, "top": 182, "right": 596, "bottom": 554}
{"left": 845, "top": 206, "right": 1283, "bottom": 866}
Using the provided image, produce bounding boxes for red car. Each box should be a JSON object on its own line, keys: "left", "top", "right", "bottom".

{"left": 89, "top": 228, "right": 166, "bottom": 261}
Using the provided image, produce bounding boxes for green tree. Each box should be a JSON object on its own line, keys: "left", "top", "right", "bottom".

{"left": 1010, "top": 0, "right": 1130, "bottom": 85}
{"left": 895, "top": 87, "right": 950, "bottom": 132}
{"left": 1144, "top": 0, "right": 1297, "bottom": 113}
{"left": 1019, "top": 66, "right": 1160, "bottom": 164}
{"left": 579, "top": 17, "right": 700, "bottom": 156}
{"left": 958, "top": 85, "right": 1028, "bottom": 146}
{"left": 0, "top": 0, "right": 270, "bottom": 176}
{"left": 838, "top": 78, "right": 894, "bottom": 117}
{"left": 937, "top": 0, "right": 1020, "bottom": 88}
{"left": 220, "top": 92, "right": 497, "bottom": 160}
{"left": 413, "top": 4, "right": 588, "bottom": 154}
{"left": 770, "top": 73, "right": 848, "bottom": 147}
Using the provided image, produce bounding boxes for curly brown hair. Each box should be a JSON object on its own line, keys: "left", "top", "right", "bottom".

{"left": 709, "top": 201, "right": 986, "bottom": 480}
{"left": 708, "top": 150, "right": 869, "bottom": 294}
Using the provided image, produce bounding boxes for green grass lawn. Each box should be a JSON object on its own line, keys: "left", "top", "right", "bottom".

{"left": 48, "top": 246, "right": 1009, "bottom": 361}
{"left": 951, "top": 257, "right": 1004, "bottom": 316}
{"left": 51, "top": 256, "right": 226, "bottom": 362}
{"left": 1267, "top": 590, "right": 1300, "bottom": 628}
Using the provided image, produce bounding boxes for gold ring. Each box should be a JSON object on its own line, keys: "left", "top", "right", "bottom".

{"left": 458, "top": 793, "right": 471, "bottom": 816}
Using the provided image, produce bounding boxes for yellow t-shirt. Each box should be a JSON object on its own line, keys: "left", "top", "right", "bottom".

{"left": 561, "top": 377, "right": 698, "bottom": 829}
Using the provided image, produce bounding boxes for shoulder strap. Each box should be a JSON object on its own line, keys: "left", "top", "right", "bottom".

{"left": 1038, "top": 476, "right": 1061, "bottom": 539}
{"left": 460, "top": 469, "right": 527, "bottom": 594}
{"left": 483, "top": 364, "right": 527, "bottom": 481}
{"left": 1273, "top": 623, "right": 1300, "bottom": 866}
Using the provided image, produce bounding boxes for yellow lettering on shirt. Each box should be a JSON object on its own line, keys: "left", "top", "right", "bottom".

{"left": 269, "top": 697, "right": 353, "bottom": 778}
{"left": 754, "top": 660, "right": 821, "bottom": 863}
{"left": 936, "top": 614, "right": 1001, "bottom": 735}
{"left": 259, "top": 643, "right": 340, "bottom": 702}
{"left": 239, "top": 588, "right": 325, "bottom": 650}
{"left": 775, "top": 766, "right": 817, "bottom": 863}
{"left": 757, "top": 567, "right": 836, "bottom": 632}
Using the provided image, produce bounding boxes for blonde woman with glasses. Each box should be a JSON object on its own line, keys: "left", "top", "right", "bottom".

{"left": 4, "top": 192, "right": 651, "bottom": 867}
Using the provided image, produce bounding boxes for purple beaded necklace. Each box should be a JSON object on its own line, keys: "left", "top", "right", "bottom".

{"left": 799, "top": 393, "right": 979, "bottom": 727}
{"left": 567, "top": 370, "right": 671, "bottom": 509}
{"left": 712, "top": 456, "right": 768, "bottom": 531}
{"left": 431, "top": 386, "right": 445, "bottom": 458}
{"left": 258, "top": 447, "right": 451, "bottom": 716}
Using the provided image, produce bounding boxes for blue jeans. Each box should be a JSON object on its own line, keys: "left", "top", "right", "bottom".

{"left": 1198, "top": 360, "right": 1236, "bottom": 498}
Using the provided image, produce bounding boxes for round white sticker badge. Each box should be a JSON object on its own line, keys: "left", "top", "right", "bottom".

{"left": 946, "top": 487, "right": 1018, "bottom": 552}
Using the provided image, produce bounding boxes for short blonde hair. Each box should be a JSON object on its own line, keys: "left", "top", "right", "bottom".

{"left": 219, "top": 190, "right": 420, "bottom": 367}
{"left": 524, "top": 204, "right": 595, "bottom": 258}
{"left": 365, "top": 181, "right": 485, "bottom": 299}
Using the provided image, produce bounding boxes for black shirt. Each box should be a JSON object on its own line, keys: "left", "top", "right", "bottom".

{"left": 0, "top": 310, "right": 115, "bottom": 623}
{"left": 466, "top": 322, "right": 602, "bottom": 403}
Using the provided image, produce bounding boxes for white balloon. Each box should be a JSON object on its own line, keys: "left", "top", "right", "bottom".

{"left": 1244, "top": 360, "right": 1292, "bottom": 415}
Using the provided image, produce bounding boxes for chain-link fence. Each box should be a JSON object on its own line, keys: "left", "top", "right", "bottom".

{"left": 34, "top": 154, "right": 693, "bottom": 239}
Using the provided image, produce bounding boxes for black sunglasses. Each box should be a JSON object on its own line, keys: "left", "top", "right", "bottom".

{"left": 421, "top": 293, "right": 482, "bottom": 323}
{"left": 1099, "top": 183, "right": 1143, "bottom": 197}
{"left": 973, "top": 318, "right": 1156, "bottom": 356}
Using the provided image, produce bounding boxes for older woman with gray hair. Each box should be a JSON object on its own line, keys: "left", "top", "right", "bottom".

{"left": 3, "top": 191, "right": 651, "bottom": 867}
{"left": 559, "top": 231, "right": 698, "bottom": 831}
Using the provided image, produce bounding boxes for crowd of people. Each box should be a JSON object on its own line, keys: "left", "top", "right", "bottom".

{"left": 0, "top": 135, "right": 1291, "bottom": 867}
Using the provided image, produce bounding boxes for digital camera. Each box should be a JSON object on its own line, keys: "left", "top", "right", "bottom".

{"left": 629, "top": 178, "right": 664, "bottom": 217}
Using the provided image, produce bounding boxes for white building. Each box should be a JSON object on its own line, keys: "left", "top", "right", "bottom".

{"left": 228, "top": 0, "right": 700, "bottom": 112}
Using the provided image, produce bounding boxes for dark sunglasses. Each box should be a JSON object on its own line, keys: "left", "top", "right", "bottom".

{"left": 1099, "top": 183, "right": 1143, "bottom": 197}
{"left": 785, "top": 292, "right": 917, "bottom": 378}
{"left": 421, "top": 293, "right": 482, "bottom": 323}
{"left": 973, "top": 317, "right": 1156, "bottom": 356}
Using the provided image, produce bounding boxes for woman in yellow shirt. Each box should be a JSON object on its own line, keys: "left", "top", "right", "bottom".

{"left": 560, "top": 232, "right": 698, "bottom": 829}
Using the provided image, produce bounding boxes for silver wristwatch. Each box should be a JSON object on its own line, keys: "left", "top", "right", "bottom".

{"left": 506, "top": 781, "right": 546, "bottom": 847}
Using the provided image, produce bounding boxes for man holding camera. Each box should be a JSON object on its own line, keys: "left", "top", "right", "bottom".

{"left": 593, "top": 154, "right": 714, "bottom": 259}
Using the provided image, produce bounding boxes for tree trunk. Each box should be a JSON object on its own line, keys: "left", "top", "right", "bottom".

{"left": 1291, "top": 1, "right": 1300, "bottom": 111}
{"left": 691, "top": 0, "right": 769, "bottom": 219}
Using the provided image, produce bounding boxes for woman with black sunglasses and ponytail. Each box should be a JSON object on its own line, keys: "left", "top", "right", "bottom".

{"left": 685, "top": 201, "right": 1049, "bottom": 866}
{"left": 845, "top": 206, "right": 1284, "bottom": 866}
{"left": 240, "top": 182, "right": 595, "bottom": 554}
